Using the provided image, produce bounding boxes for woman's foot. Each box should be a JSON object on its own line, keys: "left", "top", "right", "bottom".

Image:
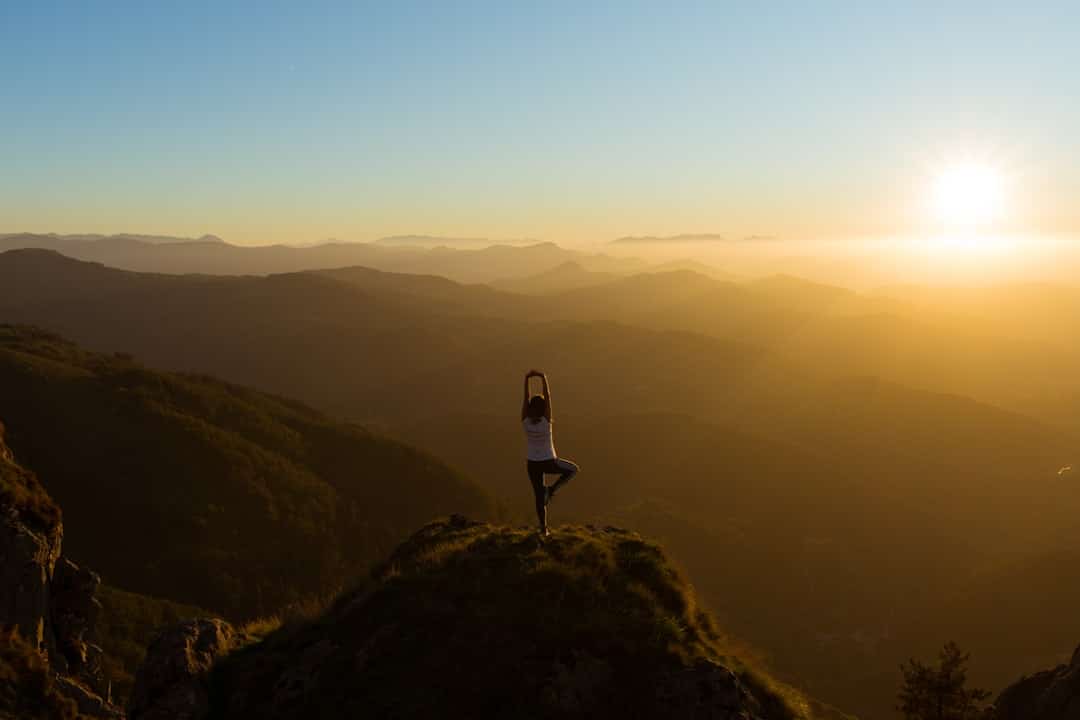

{"left": 539, "top": 526, "right": 550, "bottom": 538}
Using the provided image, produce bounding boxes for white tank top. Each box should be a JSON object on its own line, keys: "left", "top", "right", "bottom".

{"left": 523, "top": 417, "right": 557, "bottom": 461}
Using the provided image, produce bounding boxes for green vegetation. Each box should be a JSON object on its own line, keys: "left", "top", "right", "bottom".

{"left": 0, "top": 422, "right": 60, "bottom": 533}
{"left": 208, "top": 516, "right": 848, "bottom": 720}
{"left": 898, "top": 642, "right": 990, "bottom": 720}
{"left": 0, "top": 325, "right": 493, "bottom": 619}
{"left": 0, "top": 627, "right": 79, "bottom": 720}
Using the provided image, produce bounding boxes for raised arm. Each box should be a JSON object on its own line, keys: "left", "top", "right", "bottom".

{"left": 522, "top": 371, "right": 533, "bottom": 420}
{"left": 540, "top": 372, "right": 552, "bottom": 421}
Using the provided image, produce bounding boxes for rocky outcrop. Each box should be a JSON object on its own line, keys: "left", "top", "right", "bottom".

{"left": 127, "top": 618, "right": 236, "bottom": 720}
{"left": 0, "top": 496, "right": 62, "bottom": 652}
{"left": 50, "top": 557, "right": 109, "bottom": 696}
{"left": 0, "top": 425, "right": 121, "bottom": 718}
{"left": 991, "top": 644, "right": 1080, "bottom": 720}
{"left": 0, "top": 424, "right": 63, "bottom": 656}
{"left": 52, "top": 557, "right": 102, "bottom": 662}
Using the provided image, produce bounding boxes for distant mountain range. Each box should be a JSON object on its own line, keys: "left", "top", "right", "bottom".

{"left": 613, "top": 233, "right": 780, "bottom": 244}
{"left": 0, "top": 232, "right": 224, "bottom": 245}
{"left": 2, "top": 248, "right": 1078, "bottom": 717}
{"left": 374, "top": 234, "right": 539, "bottom": 247}
{"left": 0, "top": 233, "right": 650, "bottom": 282}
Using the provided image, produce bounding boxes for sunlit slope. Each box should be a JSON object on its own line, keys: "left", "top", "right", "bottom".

{"left": 329, "top": 258, "right": 1080, "bottom": 434}
{"left": 0, "top": 325, "right": 492, "bottom": 617}
{"left": 533, "top": 271, "right": 1080, "bottom": 430}
{"left": 4, "top": 248, "right": 1077, "bottom": 436}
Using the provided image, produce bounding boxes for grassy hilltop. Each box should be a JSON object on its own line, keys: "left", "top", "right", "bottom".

{"left": 207, "top": 516, "right": 852, "bottom": 720}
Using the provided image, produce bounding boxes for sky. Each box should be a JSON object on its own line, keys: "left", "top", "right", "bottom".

{"left": 2, "top": 1, "right": 1078, "bottom": 246}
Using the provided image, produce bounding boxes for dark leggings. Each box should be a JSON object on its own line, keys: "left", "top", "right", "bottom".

{"left": 527, "top": 458, "right": 579, "bottom": 529}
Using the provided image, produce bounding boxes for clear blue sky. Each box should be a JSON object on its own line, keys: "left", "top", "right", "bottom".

{"left": 2, "top": 1, "right": 1077, "bottom": 244}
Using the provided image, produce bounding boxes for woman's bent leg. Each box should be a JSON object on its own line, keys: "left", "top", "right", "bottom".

{"left": 549, "top": 458, "right": 579, "bottom": 497}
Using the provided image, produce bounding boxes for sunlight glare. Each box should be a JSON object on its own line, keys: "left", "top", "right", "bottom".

{"left": 931, "top": 162, "right": 1006, "bottom": 229}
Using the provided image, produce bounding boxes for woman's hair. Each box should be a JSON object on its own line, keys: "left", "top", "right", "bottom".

{"left": 526, "top": 395, "right": 547, "bottom": 420}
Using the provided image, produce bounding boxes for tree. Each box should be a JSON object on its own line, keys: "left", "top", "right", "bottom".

{"left": 897, "top": 641, "right": 991, "bottom": 720}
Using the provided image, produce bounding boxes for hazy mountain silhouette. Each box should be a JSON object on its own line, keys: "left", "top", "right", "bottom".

{"left": 0, "top": 232, "right": 224, "bottom": 246}
{"left": 611, "top": 233, "right": 780, "bottom": 244}
{"left": 0, "top": 234, "right": 647, "bottom": 282}
{"left": 488, "top": 261, "right": 621, "bottom": 294}
{"left": 374, "top": 234, "right": 539, "bottom": 248}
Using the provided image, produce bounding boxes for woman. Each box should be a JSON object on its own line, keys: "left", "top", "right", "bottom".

{"left": 521, "top": 370, "right": 579, "bottom": 536}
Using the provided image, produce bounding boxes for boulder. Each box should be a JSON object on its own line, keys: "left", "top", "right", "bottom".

{"left": 991, "top": 644, "right": 1080, "bottom": 720}
{"left": 50, "top": 557, "right": 104, "bottom": 681}
{"left": 0, "top": 505, "right": 61, "bottom": 654}
{"left": 128, "top": 618, "right": 236, "bottom": 720}
{"left": 53, "top": 675, "right": 124, "bottom": 719}
{"left": 0, "top": 427, "right": 120, "bottom": 718}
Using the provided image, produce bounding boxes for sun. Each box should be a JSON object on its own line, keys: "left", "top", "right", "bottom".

{"left": 930, "top": 162, "right": 1006, "bottom": 229}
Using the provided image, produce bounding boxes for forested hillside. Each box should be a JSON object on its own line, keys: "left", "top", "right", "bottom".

{"left": 0, "top": 325, "right": 492, "bottom": 618}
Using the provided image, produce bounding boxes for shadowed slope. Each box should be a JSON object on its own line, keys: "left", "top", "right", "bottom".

{"left": 0, "top": 326, "right": 492, "bottom": 618}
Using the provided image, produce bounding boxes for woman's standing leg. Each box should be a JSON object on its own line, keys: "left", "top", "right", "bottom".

{"left": 527, "top": 461, "right": 547, "bottom": 530}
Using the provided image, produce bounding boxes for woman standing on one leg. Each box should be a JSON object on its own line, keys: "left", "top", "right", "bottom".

{"left": 522, "top": 370, "right": 579, "bottom": 537}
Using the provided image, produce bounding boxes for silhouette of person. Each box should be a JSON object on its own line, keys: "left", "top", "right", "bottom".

{"left": 521, "top": 370, "right": 579, "bottom": 537}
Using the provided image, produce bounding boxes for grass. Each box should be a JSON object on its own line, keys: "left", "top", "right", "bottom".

{"left": 207, "top": 516, "right": 835, "bottom": 719}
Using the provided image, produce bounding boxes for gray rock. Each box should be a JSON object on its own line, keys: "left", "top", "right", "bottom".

{"left": 50, "top": 556, "right": 105, "bottom": 688}
{"left": 0, "top": 429, "right": 122, "bottom": 718}
{"left": 0, "top": 503, "right": 62, "bottom": 654}
{"left": 991, "top": 643, "right": 1080, "bottom": 720}
{"left": 128, "top": 618, "right": 236, "bottom": 720}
